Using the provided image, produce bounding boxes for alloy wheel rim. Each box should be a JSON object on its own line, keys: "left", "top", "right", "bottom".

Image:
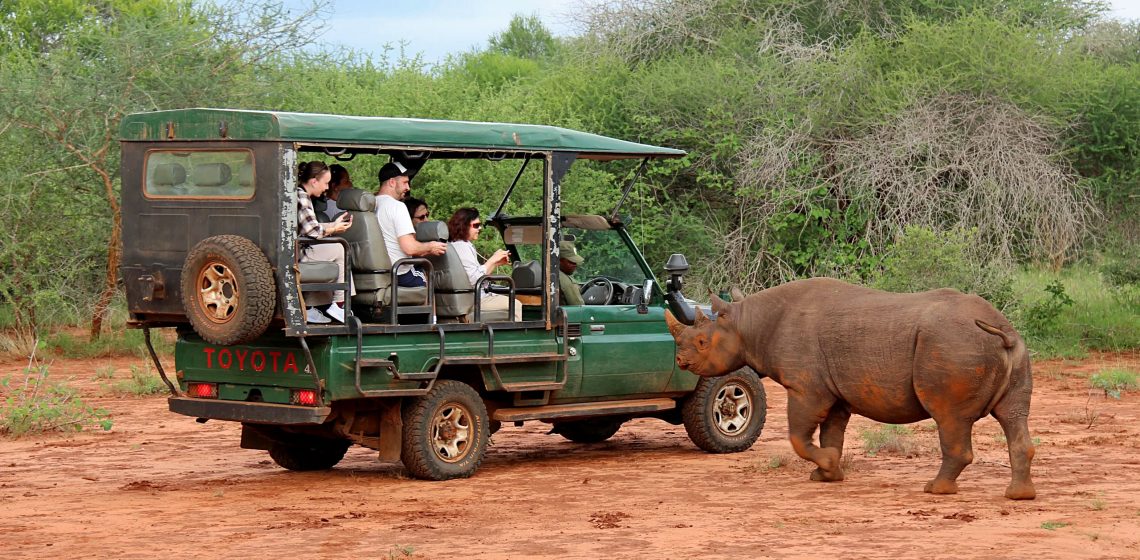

{"left": 197, "top": 261, "right": 239, "bottom": 324}
{"left": 713, "top": 382, "right": 752, "bottom": 436}
{"left": 431, "top": 403, "right": 473, "bottom": 463}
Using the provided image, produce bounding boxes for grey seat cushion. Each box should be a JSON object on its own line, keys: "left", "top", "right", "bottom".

{"left": 298, "top": 261, "right": 339, "bottom": 283}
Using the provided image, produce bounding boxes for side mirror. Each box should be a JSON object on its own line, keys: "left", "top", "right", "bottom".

{"left": 663, "top": 254, "right": 696, "bottom": 325}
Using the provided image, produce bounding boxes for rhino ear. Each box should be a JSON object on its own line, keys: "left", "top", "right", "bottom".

{"left": 709, "top": 292, "right": 733, "bottom": 319}
{"left": 693, "top": 305, "right": 711, "bottom": 327}
{"left": 730, "top": 287, "right": 746, "bottom": 302}
{"left": 664, "top": 309, "right": 687, "bottom": 338}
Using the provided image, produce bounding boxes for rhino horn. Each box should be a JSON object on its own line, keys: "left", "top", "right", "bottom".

{"left": 730, "top": 287, "right": 746, "bottom": 302}
{"left": 709, "top": 292, "right": 732, "bottom": 318}
{"left": 664, "top": 309, "right": 687, "bottom": 338}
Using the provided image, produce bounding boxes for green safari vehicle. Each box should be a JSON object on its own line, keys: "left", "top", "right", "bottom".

{"left": 120, "top": 108, "right": 766, "bottom": 479}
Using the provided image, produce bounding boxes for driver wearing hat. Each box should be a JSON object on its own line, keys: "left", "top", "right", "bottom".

{"left": 558, "top": 238, "right": 584, "bottom": 306}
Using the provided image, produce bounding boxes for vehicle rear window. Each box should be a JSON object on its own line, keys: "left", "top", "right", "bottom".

{"left": 144, "top": 149, "right": 255, "bottom": 199}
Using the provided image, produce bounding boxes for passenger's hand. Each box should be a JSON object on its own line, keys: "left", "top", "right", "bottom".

{"left": 430, "top": 241, "right": 447, "bottom": 256}
{"left": 489, "top": 249, "right": 510, "bottom": 267}
{"left": 332, "top": 213, "right": 352, "bottom": 234}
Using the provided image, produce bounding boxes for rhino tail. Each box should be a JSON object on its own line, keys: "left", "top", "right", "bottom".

{"left": 975, "top": 320, "right": 1014, "bottom": 348}
{"left": 976, "top": 319, "right": 1018, "bottom": 417}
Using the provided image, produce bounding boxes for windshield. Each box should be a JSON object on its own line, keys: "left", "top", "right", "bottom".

{"left": 515, "top": 226, "right": 648, "bottom": 285}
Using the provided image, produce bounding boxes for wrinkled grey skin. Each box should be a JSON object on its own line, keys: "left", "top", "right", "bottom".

{"left": 665, "top": 278, "right": 1036, "bottom": 500}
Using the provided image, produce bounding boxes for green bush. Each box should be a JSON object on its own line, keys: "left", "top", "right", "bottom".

{"left": 1089, "top": 369, "right": 1139, "bottom": 399}
{"left": 109, "top": 364, "right": 167, "bottom": 396}
{"left": 1015, "top": 266, "right": 1140, "bottom": 358}
{"left": 872, "top": 226, "right": 1015, "bottom": 311}
{"left": 1, "top": 366, "right": 112, "bottom": 436}
{"left": 1020, "top": 280, "right": 1075, "bottom": 337}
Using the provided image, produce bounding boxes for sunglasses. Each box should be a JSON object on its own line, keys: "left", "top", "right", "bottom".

{"left": 414, "top": 212, "right": 429, "bottom": 220}
{"left": 470, "top": 222, "right": 483, "bottom": 230}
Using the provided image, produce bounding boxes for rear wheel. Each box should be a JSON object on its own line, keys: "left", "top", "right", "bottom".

{"left": 401, "top": 381, "right": 490, "bottom": 481}
{"left": 553, "top": 418, "right": 623, "bottom": 443}
{"left": 682, "top": 368, "right": 766, "bottom": 453}
{"left": 268, "top": 438, "right": 350, "bottom": 471}
{"left": 181, "top": 235, "right": 276, "bottom": 345}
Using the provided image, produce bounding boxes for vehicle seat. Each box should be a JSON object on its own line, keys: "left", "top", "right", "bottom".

{"left": 190, "top": 162, "right": 231, "bottom": 191}
{"left": 336, "top": 189, "right": 428, "bottom": 312}
{"left": 511, "top": 260, "right": 544, "bottom": 307}
{"left": 150, "top": 163, "right": 186, "bottom": 195}
{"left": 415, "top": 222, "right": 474, "bottom": 320}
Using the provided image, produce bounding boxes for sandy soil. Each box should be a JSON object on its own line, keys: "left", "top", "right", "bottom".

{"left": 2, "top": 351, "right": 1139, "bottom": 559}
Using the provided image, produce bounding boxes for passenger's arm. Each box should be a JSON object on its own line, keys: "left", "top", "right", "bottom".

{"left": 398, "top": 234, "right": 447, "bottom": 257}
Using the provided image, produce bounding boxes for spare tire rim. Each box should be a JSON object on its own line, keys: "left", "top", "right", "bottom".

{"left": 431, "top": 403, "right": 472, "bottom": 463}
{"left": 713, "top": 382, "right": 752, "bottom": 436}
{"left": 196, "top": 260, "right": 239, "bottom": 324}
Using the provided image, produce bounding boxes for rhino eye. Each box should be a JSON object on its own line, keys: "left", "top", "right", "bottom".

{"left": 695, "top": 334, "right": 709, "bottom": 351}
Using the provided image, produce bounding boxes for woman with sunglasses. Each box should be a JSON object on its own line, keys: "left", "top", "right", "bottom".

{"left": 447, "top": 207, "right": 521, "bottom": 321}
{"left": 405, "top": 197, "right": 430, "bottom": 225}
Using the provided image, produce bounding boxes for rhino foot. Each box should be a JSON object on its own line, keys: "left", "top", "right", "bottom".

{"left": 1005, "top": 482, "right": 1036, "bottom": 500}
{"left": 923, "top": 478, "right": 959, "bottom": 495}
{"left": 809, "top": 467, "right": 845, "bottom": 482}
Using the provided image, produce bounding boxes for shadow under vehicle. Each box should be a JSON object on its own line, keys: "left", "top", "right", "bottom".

{"left": 120, "top": 108, "right": 766, "bottom": 479}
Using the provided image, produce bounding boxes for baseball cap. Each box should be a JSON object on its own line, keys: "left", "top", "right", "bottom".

{"left": 378, "top": 161, "right": 410, "bottom": 184}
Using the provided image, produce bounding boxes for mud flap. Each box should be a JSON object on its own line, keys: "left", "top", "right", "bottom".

{"left": 377, "top": 402, "right": 403, "bottom": 463}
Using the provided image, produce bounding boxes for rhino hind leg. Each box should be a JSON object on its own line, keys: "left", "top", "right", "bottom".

{"left": 786, "top": 396, "right": 843, "bottom": 482}
{"left": 810, "top": 404, "right": 851, "bottom": 482}
{"left": 993, "top": 409, "right": 1036, "bottom": 500}
{"left": 925, "top": 417, "right": 975, "bottom": 495}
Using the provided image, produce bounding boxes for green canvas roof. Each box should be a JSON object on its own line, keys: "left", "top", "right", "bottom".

{"left": 120, "top": 108, "right": 685, "bottom": 160}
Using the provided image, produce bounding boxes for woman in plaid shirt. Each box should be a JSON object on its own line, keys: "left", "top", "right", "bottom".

{"left": 298, "top": 161, "right": 353, "bottom": 324}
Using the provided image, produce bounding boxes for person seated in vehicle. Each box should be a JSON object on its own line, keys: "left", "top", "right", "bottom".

{"left": 447, "top": 207, "right": 522, "bottom": 321}
{"left": 559, "top": 238, "right": 584, "bottom": 306}
{"left": 297, "top": 161, "right": 354, "bottom": 323}
{"left": 405, "top": 196, "right": 430, "bottom": 226}
{"left": 373, "top": 162, "right": 446, "bottom": 287}
{"left": 321, "top": 164, "right": 353, "bottom": 221}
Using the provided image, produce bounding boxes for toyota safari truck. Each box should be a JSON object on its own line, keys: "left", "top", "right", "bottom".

{"left": 120, "top": 108, "right": 766, "bottom": 480}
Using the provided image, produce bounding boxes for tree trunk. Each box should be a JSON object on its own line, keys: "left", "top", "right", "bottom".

{"left": 89, "top": 164, "right": 121, "bottom": 341}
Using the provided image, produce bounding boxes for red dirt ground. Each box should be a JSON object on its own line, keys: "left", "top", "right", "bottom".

{"left": 2, "top": 351, "right": 1139, "bottom": 559}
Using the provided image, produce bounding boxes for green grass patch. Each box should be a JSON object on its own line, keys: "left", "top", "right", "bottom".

{"left": 1, "top": 364, "right": 112, "bottom": 436}
{"left": 43, "top": 328, "right": 174, "bottom": 360}
{"left": 1089, "top": 369, "right": 1139, "bottom": 399}
{"left": 1014, "top": 266, "right": 1140, "bottom": 359}
{"left": 109, "top": 364, "right": 167, "bottom": 396}
{"left": 1041, "top": 521, "right": 1071, "bottom": 530}
{"left": 858, "top": 424, "right": 916, "bottom": 456}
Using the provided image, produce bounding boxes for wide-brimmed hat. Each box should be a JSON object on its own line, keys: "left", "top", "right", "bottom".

{"left": 559, "top": 239, "right": 584, "bottom": 264}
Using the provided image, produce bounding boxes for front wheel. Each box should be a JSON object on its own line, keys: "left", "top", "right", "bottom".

{"left": 682, "top": 367, "right": 766, "bottom": 453}
{"left": 401, "top": 380, "right": 490, "bottom": 481}
{"left": 268, "top": 438, "right": 350, "bottom": 471}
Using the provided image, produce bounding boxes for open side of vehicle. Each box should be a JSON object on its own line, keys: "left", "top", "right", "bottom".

{"left": 120, "top": 108, "right": 765, "bottom": 479}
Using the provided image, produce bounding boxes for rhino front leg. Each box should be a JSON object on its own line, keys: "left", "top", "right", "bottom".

{"left": 811, "top": 403, "right": 851, "bottom": 482}
{"left": 925, "top": 417, "right": 975, "bottom": 495}
{"left": 786, "top": 396, "right": 842, "bottom": 482}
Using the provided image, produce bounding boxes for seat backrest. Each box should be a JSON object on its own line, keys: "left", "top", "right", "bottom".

{"left": 512, "top": 260, "right": 542, "bottom": 290}
{"left": 190, "top": 162, "right": 231, "bottom": 187}
{"left": 337, "top": 189, "right": 395, "bottom": 302}
{"left": 416, "top": 221, "right": 474, "bottom": 318}
{"left": 151, "top": 163, "right": 186, "bottom": 195}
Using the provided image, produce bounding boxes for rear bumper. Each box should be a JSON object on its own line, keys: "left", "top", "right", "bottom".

{"left": 168, "top": 397, "right": 331, "bottom": 425}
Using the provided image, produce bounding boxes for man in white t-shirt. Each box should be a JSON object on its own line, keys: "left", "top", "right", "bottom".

{"left": 374, "top": 161, "right": 446, "bottom": 287}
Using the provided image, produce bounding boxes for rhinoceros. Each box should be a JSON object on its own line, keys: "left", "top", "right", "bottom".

{"left": 665, "top": 277, "right": 1035, "bottom": 500}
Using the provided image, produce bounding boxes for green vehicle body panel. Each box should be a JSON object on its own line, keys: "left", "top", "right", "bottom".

{"left": 120, "top": 109, "right": 685, "bottom": 160}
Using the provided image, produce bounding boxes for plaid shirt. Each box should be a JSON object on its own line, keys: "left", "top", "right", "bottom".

{"left": 297, "top": 188, "right": 329, "bottom": 238}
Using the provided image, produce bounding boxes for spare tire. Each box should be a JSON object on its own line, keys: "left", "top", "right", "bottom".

{"left": 181, "top": 235, "right": 276, "bottom": 345}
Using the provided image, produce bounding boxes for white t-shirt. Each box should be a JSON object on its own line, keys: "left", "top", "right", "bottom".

{"left": 451, "top": 240, "right": 484, "bottom": 285}
{"left": 375, "top": 194, "right": 415, "bottom": 274}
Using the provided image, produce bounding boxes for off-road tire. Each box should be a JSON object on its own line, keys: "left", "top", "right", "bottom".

{"left": 401, "top": 380, "right": 490, "bottom": 481}
{"left": 268, "top": 439, "right": 351, "bottom": 471}
{"left": 553, "top": 418, "right": 623, "bottom": 443}
{"left": 682, "top": 367, "right": 766, "bottom": 453}
{"left": 181, "top": 235, "right": 276, "bottom": 345}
